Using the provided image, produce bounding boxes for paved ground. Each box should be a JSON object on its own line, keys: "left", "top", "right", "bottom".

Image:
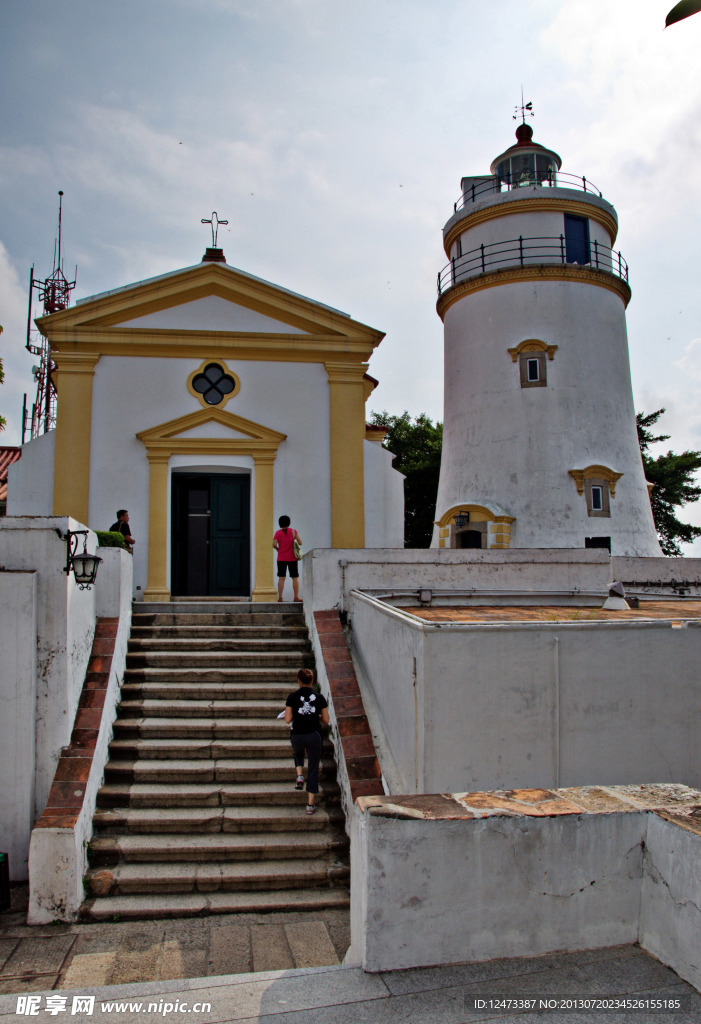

{"left": 0, "top": 887, "right": 349, "bottom": 995}
{"left": 0, "top": 941, "right": 699, "bottom": 1023}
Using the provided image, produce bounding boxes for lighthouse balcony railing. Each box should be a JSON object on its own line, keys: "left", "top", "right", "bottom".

{"left": 437, "top": 236, "right": 628, "bottom": 296}
{"left": 454, "top": 172, "right": 604, "bottom": 212}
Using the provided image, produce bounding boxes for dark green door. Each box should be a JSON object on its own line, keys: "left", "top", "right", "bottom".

{"left": 171, "top": 474, "right": 250, "bottom": 597}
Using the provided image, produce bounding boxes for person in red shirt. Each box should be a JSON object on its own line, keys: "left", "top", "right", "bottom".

{"left": 273, "top": 514, "right": 302, "bottom": 603}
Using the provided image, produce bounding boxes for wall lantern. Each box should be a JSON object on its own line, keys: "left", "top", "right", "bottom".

{"left": 61, "top": 529, "right": 103, "bottom": 590}
{"left": 453, "top": 510, "right": 470, "bottom": 530}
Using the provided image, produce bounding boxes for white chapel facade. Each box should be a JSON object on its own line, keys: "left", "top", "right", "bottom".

{"left": 432, "top": 123, "right": 661, "bottom": 557}
{"left": 11, "top": 248, "right": 404, "bottom": 600}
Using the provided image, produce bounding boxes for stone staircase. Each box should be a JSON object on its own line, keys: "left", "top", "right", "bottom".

{"left": 81, "top": 601, "right": 350, "bottom": 921}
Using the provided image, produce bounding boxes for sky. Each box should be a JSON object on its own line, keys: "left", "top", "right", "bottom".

{"left": 1, "top": 0, "right": 701, "bottom": 548}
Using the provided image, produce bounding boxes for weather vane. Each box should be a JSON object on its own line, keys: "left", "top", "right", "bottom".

{"left": 513, "top": 87, "right": 534, "bottom": 124}
{"left": 201, "top": 211, "right": 228, "bottom": 248}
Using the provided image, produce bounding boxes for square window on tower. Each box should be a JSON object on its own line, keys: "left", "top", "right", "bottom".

{"left": 519, "top": 351, "right": 547, "bottom": 388}
{"left": 585, "top": 480, "right": 610, "bottom": 517}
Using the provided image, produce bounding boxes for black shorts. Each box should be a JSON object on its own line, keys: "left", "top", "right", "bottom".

{"left": 277, "top": 560, "right": 299, "bottom": 578}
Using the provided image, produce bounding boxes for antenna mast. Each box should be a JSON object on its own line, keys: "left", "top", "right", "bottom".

{"left": 24, "top": 191, "right": 77, "bottom": 443}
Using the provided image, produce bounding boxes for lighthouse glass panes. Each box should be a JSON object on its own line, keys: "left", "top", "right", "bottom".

{"left": 495, "top": 152, "right": 557, "bottom": 189}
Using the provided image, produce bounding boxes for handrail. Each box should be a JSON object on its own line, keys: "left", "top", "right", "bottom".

{"left": 437, "top": 235, "right": 628, "bottom": 295}
{"left": 454, "top": 172, "right": 604, "bottom": 213}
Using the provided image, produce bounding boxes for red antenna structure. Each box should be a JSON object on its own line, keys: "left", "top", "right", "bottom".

{"left": 23, "top": 191, "right": 77, "bottom": 443}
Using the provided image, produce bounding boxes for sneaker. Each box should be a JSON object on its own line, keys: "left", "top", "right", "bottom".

{"left": 306, "top": 804, "right": 317, "bottom": 815}
{"left": 295, "top": 776, "right": 304, "bottom": 790}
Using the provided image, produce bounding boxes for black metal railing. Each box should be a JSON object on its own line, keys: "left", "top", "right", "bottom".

{"left": 454, "top": 172, "right": 604, "bottom": 213}
{"left": 437, "top": 235, "right": 628, "bottom": 296}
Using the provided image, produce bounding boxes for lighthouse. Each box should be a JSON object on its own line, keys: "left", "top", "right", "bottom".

{"left": 432, "top": 120, "right": 661, "bottom": 557}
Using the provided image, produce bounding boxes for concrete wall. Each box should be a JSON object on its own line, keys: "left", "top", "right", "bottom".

{"left": 0, "top": 518, "right": 97, "bottom": 815}
{"left": 0, "top": 572, "right": 37, "bottom": 880}
{"left": 6, "top": 431, "right": 54, "bottom": 516}
{"left": 355, "top": 811, "right": 645, "bottom": 971}
{"left": 363, "top": 441, "right": 404, "bottom": 548}
{"left": 350, "top": 787, "right": 701, "bottom": 988}
{"left": 640, "top": 812, "right": 701, "bottom": 993}
{"left": 348, "top": 591, "right": 701, "bottom": 794}
{"left": 303, "top": 547, "right": 613, "bottom": 613}
{"left": 28, "top": 547, "right": 133, "bottom": 923}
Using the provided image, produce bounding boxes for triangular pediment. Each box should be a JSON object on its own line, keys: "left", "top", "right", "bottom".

{"left": 37, "top": 262, "right": 384, "bottom": 362}
{"left": 137, "top": 407, "right": 287, "bottom": 448}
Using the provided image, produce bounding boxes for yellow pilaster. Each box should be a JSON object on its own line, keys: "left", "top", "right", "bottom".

{"left": 325, "top": 361, "right": 368, "bottom": 548}
{"left": 51, "top": 351, "right": 100, "bottom": 522}
{"left": 143, "top": 452, "right": 171, "bottom": 602}
{"left": 251, "top": 454, "right": 278, "bottom": 602}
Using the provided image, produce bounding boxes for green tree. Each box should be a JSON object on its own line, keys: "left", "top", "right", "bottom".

{"left": 369, "top": 410, "right": 443, "bottom": 547}
{"left": 666, "top": 1, "right": 701, "bottom": 27}
{"left": 637, "top": 409, "right": 701, "bottom": 555}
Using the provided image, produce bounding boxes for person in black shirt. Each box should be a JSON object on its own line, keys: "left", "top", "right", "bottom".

{"left": 285, "top": 668, "right": 329, "bottom": 815}
{"left": 109, "top": 509, "right": 135, "bottom": 554}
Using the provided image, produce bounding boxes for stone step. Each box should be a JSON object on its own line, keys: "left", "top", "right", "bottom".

{"left": 123, "top": 668, "right": 303, "bottom": 684}
{"left": 81, "top": 887, "right": 350, "bottom": 921}
{"left": 136, "top": 602, "right": 303, "bottom": 615}
{"left": 132, "top": 613, "right": 303, "bottom": 628}
{"left": 118, "top": 699, "right": 289, "bottom": 719}
{"left": 130, "top": 626, "right": 309, "bottom": 640}
{"left": 89, "top": 831, "right": 348, "bottom": 865}
{"left": 97, "top": 780, "right": 340, "bottom": 808}
{"left": 128, "top": 637, "right": 311, "bottom": 652}
{"left": 112, "top": 717, "right": 290, "bottom": 740}
{"left": 92, "top": 805, "right": 337, "bottom": 834}
{"left": 120, "top": 682, "right": 294, "bottom": 701}
{"left": 85, "top": 858, "right": 350, "bottom": 897}
{"left": 107, "top": 737, "right": 320, "bottom": 760}
{"left": 125, "top": 651, "right": 313, "bottom": 669}
{"left": 104, "top": 758, "right": 335, "bottom": 784}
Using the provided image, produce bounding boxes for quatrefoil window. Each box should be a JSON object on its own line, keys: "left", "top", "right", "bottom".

{"left": 187, "top": 361, "right": 240, "bottom": 408}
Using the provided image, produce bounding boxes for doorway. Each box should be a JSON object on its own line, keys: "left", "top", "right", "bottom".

{"left": 171, "top": 473, "right": 251, "bottom": 596}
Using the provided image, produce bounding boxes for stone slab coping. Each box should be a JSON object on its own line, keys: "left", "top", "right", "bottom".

{"left": 357, "top": 784, "right": 701, "bottom": 836}
{"left": 407, "top": 601, "right": 701, "bottom": 624}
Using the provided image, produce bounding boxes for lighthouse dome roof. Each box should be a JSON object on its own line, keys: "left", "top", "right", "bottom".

{"left": 489, "top": 123, "right": 562, "bottom": 185}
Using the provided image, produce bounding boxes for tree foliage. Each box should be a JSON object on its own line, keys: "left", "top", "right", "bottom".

{"left": 666, "top": 1, "right": 701, "bottom": 27}
{"left": 370, "top": 410, "right": 443, "bottom": 547}
{"left": 637, "top": 409, "right": 701, "bottom": 555}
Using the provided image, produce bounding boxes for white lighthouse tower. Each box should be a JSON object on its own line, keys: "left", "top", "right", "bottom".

{"left": 432, "top": 119, "right": 661, "bottom": 557}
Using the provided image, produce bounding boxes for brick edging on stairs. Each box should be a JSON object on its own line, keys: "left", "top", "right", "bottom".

{"left": 34, "top": 619, "right": 120, "bottom": 831}
{"left": 313, "top": 612, "right": 384, "bottom": 802}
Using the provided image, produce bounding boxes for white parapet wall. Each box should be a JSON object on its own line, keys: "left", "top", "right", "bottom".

{"left": 350, "top": 785, "right": 701, "bottom": 992}
{"left": 0, "top": 517, "right": 97, "bottom": 816}
{"left": 303, "top": 547, "right": 614, "bottom": 612}
{"left": 27, "top": 546, "right": 133, "bottom": 923}
{"left": 0, "top": 571, "right": 37, "bottom": 881}
{"left": 348, "top": 591, "right": 701, "bottom": 794}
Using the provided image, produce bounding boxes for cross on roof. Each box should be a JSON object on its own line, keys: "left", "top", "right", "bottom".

{"left": 201, "top": 212, "right": 229, "bottom": 248}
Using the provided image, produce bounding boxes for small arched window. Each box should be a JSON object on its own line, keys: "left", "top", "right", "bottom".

{"left": 507, "top": 340, "right": 558, "bottom": 389}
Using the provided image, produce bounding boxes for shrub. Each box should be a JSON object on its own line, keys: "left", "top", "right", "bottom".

{"left": 96, "top": 530, "right": 127, "bottom": 549}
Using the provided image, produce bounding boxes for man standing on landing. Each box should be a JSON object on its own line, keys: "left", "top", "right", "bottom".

{"left": 273, "top": 514, "right": 302, "bottom": 603}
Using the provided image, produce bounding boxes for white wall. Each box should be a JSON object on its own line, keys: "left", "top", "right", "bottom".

{"left": 351, "top": 793, "right": 701, "bottom": 986}
{"left": 87, "top": 356, "right": 334, "bottom": 594}
{"left": 363, "top": 441, "right": 404, "bottom": 548}
{"left": 28, "top": 547, "right": 133, "bottom": 923}
{"left": 303, "top": 546, "right": 612, "bottom": 613}
{"left": 7, "top": 431, "right": 55, "bottom": 516}
{"left": 348, "top": 591, "right": 701, "bottom": 794}
{"left": 0, "top": 571, "right": 37, "bottom": 880}
{"left": 0, "top": 517, "right": 97, "bottom": 815}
